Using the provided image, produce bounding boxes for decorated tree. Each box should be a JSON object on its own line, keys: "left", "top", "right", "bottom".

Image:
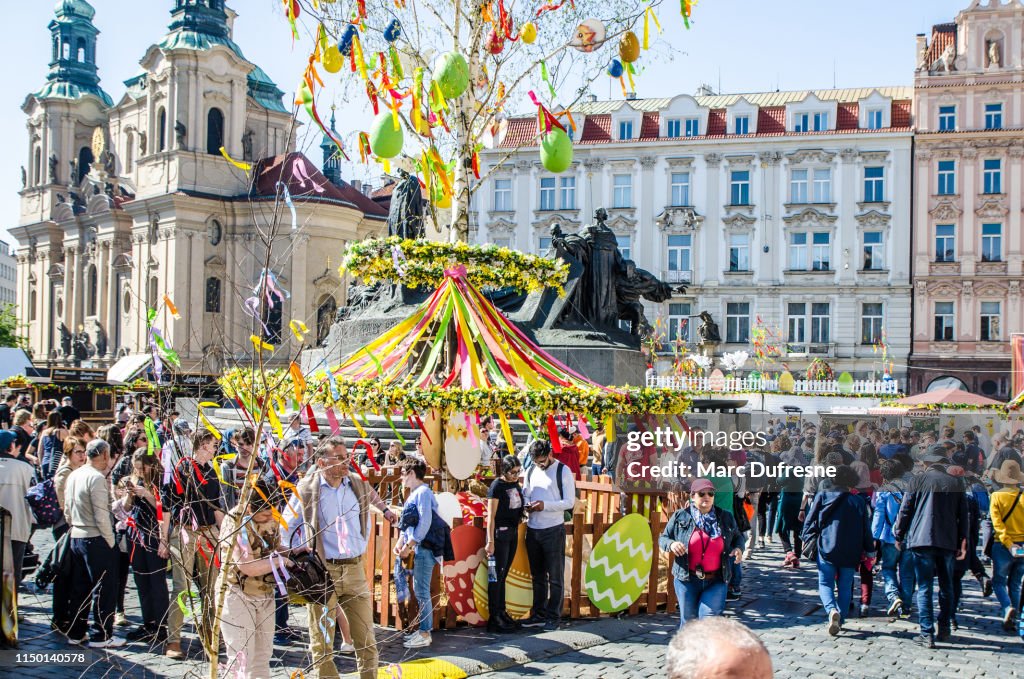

{"left": 288, "top": 0, "right": 695, "bottom": 241}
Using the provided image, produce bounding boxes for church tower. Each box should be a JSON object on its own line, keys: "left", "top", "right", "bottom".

{"left": 321, "top": 107, "right": 343, "bottom": 185}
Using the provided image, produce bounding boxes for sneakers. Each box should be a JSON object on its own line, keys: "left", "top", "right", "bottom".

{"left": 165, "top": 642, "right": 185, "bottom": 660}
{"left": 914, "top": 633, "right": 935, "bottom": 649}
{"left": 88, "top": 636, "right": 126, "bottom": 649}
{"left": 859, "top": 604, "right": 870, "bottom": 618}
{"left": 1003, "top": 606, "right": 1017, "bottom": 632}
{"left": 338, "top": 641, "right": 356, "bottom": 654}
{"left": 114, "top": 612, "right": 129, "bottom": 627}
{"left": 981, "top": 575, "right": 994, "bottom": 598}
{"left": 520, "top": 615, "right": 548, "bottom": 628}
{"left": 403, "top": 632, "right": 431, "bottom": 649}
{"left": 542, "top": 619, "right": 559, "bottom": 631}
{"left": 499, "top": 612, "right": 522, "bottom": 630}
{"left": 487, "top": 617, "right": 516, "bottom": 634}
{"left": 826, "top": 610, "right": 841, "bottom": 636}
{"left": 782, "top": 552, "right": 796, "bottom": 568}
{"left": 125, "top": 626, "right": 155, "bottom": 642}
{"left": 886, "top": 599, "right": 903, "bottom": 618}
{"left": 67, "top": 634, "right": 87, "bottom": 646}
{"left": 756, "top": 537, "right": 765, "bottom": 549}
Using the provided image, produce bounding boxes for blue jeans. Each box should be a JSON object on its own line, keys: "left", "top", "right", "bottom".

{"left": 991, "top": 542, "right": 1024, "bottom": 616}
{"left": 879, "top": 542, "right": 915, "bottom": 608}
{"left": 912, "top": 547, "right": 955, "bottom": 636}
{"left": 674, "top": 577, "right": 727, "bottom": 627}
{"left": 816, "top": 557, "right": 855, "bottom": 624}
{"left": 412, "top": 546, "right": 436, "bottom": 632}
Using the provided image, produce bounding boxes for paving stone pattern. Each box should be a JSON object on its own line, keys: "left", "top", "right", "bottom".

{"left": 12, "top": 532, "right": 1024, "bottom": 678}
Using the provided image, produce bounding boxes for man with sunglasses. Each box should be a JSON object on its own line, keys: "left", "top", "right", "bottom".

{"left": 521, "top": 440, "right": 576, "bottom": 630}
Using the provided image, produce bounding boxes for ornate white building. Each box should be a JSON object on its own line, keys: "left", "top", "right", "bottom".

{"left": 11, "top": 1, "right": 386, "bottom": 376}
{"left": 474, "top": 87, "right": 914, "bottom": 381}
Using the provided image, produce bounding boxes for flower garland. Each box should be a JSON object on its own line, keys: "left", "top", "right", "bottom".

{"left": 219, "top": 368, "right": 691, "bottom": 421}
{"left": 877, "top": 399, "right": 1015, "bottom": 416}
{"left": 341, "top": 237, "right": 570, "bottom": 294}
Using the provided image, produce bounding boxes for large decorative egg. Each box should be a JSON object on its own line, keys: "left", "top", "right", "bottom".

{"left": 584, "top": 513, "right": 653, "bottom": 613}
{"left": 486, "top": 28, "right": 505, "bottom": 55}
{"left": 283, "top": 0, "right": 300, "bottom": 18}
{"left": 540, "top": 128, "right": 573, "bottom": 174}
{"left": 322, "top": 44, "right": 343, "bottom": 73}
{"left": 837, "top": 371, "right": 854, "bottom": 394}
{"left": 444, "top": 412, "right": 479, "bottom": 480}
{"left": 520, "top": 22, "right": 537, "bottom": 44}
{"left": 420, "top": 409, "right": 442, "bottom": 469}
{"left": 434, "top": 52, "right": 470, "bottom": 101}
{"left": 443, "top": 524, "right": 487, "bottom": 626}
{"left": 368, "top": 112, "right": 404, "bottom": 159}
{"left": 607, "top": 59, "right": 623, "bottom": 78}
{"left": 504, "top": 524, "right": 533, "bottom": 619}
{"left": 472, "top": 561, "right": 490, "bottom": 620}
{"left": 338, "top": 24, "right": 358, "bottom": 57}
{"left": 570, "top": 18, "right": 605, "bottom": 53}
{"left": 384, "top": 19, "right": 402, "bottom": 43}
{"left": 618, "top": 30, "right": 640, "bottom": 63}
{"left": 778, "top": 370, "right": 795, "bottom": 393}
{"left": 435, "top": 492, "right": 462, "bottom": 528}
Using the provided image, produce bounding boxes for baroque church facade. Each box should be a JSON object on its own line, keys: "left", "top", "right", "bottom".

{"left": 11, "top": 0, "right": 386, "bottom": 376}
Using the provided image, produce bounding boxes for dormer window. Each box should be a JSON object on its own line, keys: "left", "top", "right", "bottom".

{"left": 734, "top": 115, "right": 750, "bottom": 135}
{"left": 794, "top": 113, "right": 809, "bottom": 133}
{"left": 667, "top": 119, "right": 681, "bottom": 137}
{"left": 685, "top": 118, "right": 700, "bottom": 137}
{"left": 619, "top": 120, "right": 634, "bottom": 140}
{"left": 866, "top": 109, "right": 883, "bottom": 130}
{"left": 813, "top": 112, "right": 829, "bottom": 131}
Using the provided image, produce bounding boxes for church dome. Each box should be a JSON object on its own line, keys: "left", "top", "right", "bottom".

{"left": 54, "top": 0, "right": 96, "bottom": 21}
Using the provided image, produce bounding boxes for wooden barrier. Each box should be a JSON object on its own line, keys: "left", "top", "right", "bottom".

{"left": 360, "top": 471, "right": 678, "bottom": 630}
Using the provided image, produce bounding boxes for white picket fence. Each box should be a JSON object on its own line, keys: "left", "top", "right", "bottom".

{"left": 646, "top": 374, "right": 900, "bottom": 395}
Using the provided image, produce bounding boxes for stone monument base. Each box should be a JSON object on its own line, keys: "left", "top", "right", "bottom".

{"left": 529, "top": 329, "right": 647, "bottom": 387}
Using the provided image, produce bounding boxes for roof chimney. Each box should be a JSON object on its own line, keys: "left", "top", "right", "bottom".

{"left": 588, "top": 94, "right": 597, "bottom": 103}
{"left": 625, "top": 91, "right": 637, "bottom": 100}
{"left": 695, "top": 83, "right": 716, "bottom": 97}
{"left": 351, "top": 179, "right": 361, "bottom": 193}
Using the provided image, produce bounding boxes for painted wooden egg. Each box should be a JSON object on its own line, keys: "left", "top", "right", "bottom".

{"left": 778, "top": 370, "right": 796, "bottom": 393}
{"left": 709, "top": 368, "right": 726, "bottom": 391}
{"left": 434, "top": 51, "right": 470, "bottom": 100}
{"left": 435, "top": 492, "right": 461, "bottom": 528}
{"left": 837, "top": 371, "right": 854, "bottom": 394}
{"left": 472, "top": 561, "right": 490, "bottom": 620}
{"left": 504, "top": 524, "right": 533, "bottom": 619}
{"left": 444, "top": 412, "right": 479, "bottom": 480}
{"left": 420, "top": 409, "right": 443, "bottom": 470}
{"left": 368, "top": 112, "right": 404, "bottom": 159}
{"left": 584, "top": 513, "right": 653, "bottom": 613}
{"left": 443, "top": 524, "right": 487, "bottom": 626}
{"left": 338, "top": 24, "right": 358, "bottom": 57}
{"left": 618, "top": 31, "right": 640, "bottom": 63}
{"left": 520, "top": 22, "right": 537, "bottom": 44}
{"left": 540, "top": 128, "right": 573, "bottom": 174}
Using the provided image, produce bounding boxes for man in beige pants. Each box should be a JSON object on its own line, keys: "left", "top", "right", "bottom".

{"left": 282, "top": 436, "right": 390, "bottom": 679}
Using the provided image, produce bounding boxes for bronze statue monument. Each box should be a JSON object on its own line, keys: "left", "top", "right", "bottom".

{"left": 386, "top": 169, "right": 425, "bottom": 239}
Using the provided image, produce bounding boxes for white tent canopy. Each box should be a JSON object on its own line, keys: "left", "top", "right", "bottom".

{"left": 0, "top": 348, "right": 33, "bottom": 382}
{"left": 107, "top": 353, "right": 152, "bottom": 385}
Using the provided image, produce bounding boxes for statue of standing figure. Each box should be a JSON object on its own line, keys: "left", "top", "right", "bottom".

{"left": 386, "top": 169, "right": 425, "bottom": 239}
{"left": 989, "top": 40, "right": 1001, "bottom": 68}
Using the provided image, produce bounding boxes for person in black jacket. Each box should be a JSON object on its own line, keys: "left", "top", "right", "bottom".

{"left": 659, "top": 478, "right": 743, "bottom": 628}
{"left": 893, "top": 446, "right": 969, "bottom": 648}
{"left": 801, "top": 465, "right": 874, "bottom": 636}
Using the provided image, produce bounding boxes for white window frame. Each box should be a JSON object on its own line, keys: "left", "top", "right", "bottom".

{"left": 812, "top": 232, "right": 831, "bottom": 271}
{"left": 787, "top": 303, "right": 807, "bottom": 345}
{"left": 935, "top": 224, "right": 956, "bottom": 262}
{"left": 788, "top": 232, "right": 808, "bottom": 270}
{"left": 937, "top": 160, "right": 956, "bottom": 195}
{"left": 810, "top": 302, "right": 830, "bottom": 344}
{"left": 667, "top": 119, "right": 682, "bottom": 138}
{"left": 866, "top": 109, "right": 883, "bottom": 130}
{"left": 983, "top": 159, "right": 1002, "bottom": 194}
{"left": 812, "top": 112, "right": 829, "bottom": 132}
{"left": 794, "top": 112, "right": 810, "bottom": 133}
{"left": 864, "top": 166, "right": 884, "bottom": 202}
{"left": 790, "top": 169, "right": 809, "bottom": 204}
{"left": 616, "top": 235, "right": 632, "bottom": 260}
{"left": 734, "top": 115, "right": 750, "bottom": 135}
{"left": 862, "top": 231, "right": 884, "bottom": 270}
{"left": 667, "top": 234, "right": 692, "bottom": 278}
{"left": 861, "top": 303, "right": 883, "bottom": 345}
{"left": 619, "top": 120, "right": 634, "bottom": 141}
{"left": 684, "top": 118, "right": 699, "bottom": 137}
{"left": 613, "top": 174, "right": 633, "bottom": 208}
{"left": 559, "top": 176, "right": 576, "bottom": 209}
{"left": 493, "top": 178, "right": 512, "bottom": 211}
{"left": 985, "top": 103, "right": 1004, "bottom": 130}
{"left": 539, "top": 177, "right": 556, "bottom": 210}
{"left": 981, "top": 223, "right": 1003, "bottom": 262}
{"left": 726, "top": 302, "right": 750, "bottom": 343}
{"left": 980, "top": 301, "right": 1001, "bottom": 341}
{"left": 938, "top": 105, "right": 956, "bottom": 131}
{"left": 668, "top": 302, "right": 691, "bottom": 343}
{"left": 730, "top": 170, "right": 751, "bottom": 206}
{"left": 670, "top": 172, "right": 691, "bottom": 207}
{"left": 728, "top": 233, "right": 750, "bottom": 272}
{"left": 812, "top": 168, "right": 831, "bottom": 203}
{"left": 934, "top": 301, "right": 955, "bottom": 341}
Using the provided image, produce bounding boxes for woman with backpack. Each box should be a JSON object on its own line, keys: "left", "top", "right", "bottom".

{"left": 990, "top": 459, "right": 1024, "bottom": 631}
{"left": 801, "top": 465, "right": 874, "bottom": 636}
{"left": 396, "top": 457, "right": 440, "bottom": 649}
{"left": 39, "top": 411, "right": 69, "bottom": 480}
{"left": 485, "top": 455, "right": 525, "bottom": 633}
{"left": 873, "top": 459, "right": 914, "bottom": 619}
{"left": 660, "top": 478, "right": 743, "bottom": 627}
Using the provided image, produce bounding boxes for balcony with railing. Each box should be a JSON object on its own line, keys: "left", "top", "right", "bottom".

{"left": 661, "top": 269, "right": 693, "bottom": 285}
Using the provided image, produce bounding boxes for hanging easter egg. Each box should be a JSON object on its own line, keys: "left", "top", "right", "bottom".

{"left": 384, "top": 18, "right": 402, "bottom": 43}
{"left": 322, "top": 44, "right": 344, "bottom": 73}
{"left": 584, "top": 514, "right": 653, "bottom": 613}
{"left": 540, "top": 127, "right": 573, "bottom": 174}
{"left": 486, "top": 28, "right": 505, "bottom": 55}
{"left": 368, "top": 112, "right": 404, "bottom": 159}
{"left": 283, "top": 0, "right": 300, "bottom": 18}
{"left": 618, "top": 31, "right": 640, "bottom": 63}
{"left": 434, "top": 51, "right": 471, "bottom": 100}
{"left": 443, "top": 524, "right": 487, "bottom": 626}
{"left": 607, "top": 59, "right": 623, "bottom": 78}
{"left": 570, "top": 18, "right": 606, "bottom": 53}
{"left": 521, "top": 22, "right": 538, "bottom": 44}
{"left": 338, "top": 24, "right": 358, "bottom": 57}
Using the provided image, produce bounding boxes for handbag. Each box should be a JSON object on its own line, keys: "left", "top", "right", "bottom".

{"left": 25, "top": 478, "right": 62, "bottom": 527}
{"left": 35, "top": 531, "right": 72, "bottom": 587}
{"left": 984, "top": 490, "right": 1022, "bottom": 558}
{"left": 733, "top": 495, "right": 751, "bottom": 533}
{"left": 285, "top": 549, "right": 334, "bottom": 606}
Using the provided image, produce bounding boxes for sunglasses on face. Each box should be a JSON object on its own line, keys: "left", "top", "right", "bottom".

{"left": 696, "top": 491, "right": 716, "bottom": 498}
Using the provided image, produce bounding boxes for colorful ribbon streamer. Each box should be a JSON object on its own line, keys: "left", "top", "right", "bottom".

{"left": 219, "top": 146, "right": 252, "bottom": 172}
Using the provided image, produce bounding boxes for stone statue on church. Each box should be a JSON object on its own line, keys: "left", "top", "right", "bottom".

{"left": 242, "top": 129, "right": 254, "bottom": 161}
{"left": 386, "top": 169, "right": 425, "bottom": 239}
{"left": 69, "top": 159, "right": 78, "bottom": 186}
{"left": 697, "top": 311, "right": 722, "bottom": 345}
{"left": 49, "top": 154, "right": 58, "bottom": 183}
{"left": 988, "top": 40, "right": 1001, "bottom": 68}
{"left": 100, "top": 147, "right": 116, "bottom": 176}
{"left": 72, "top": 329, "right": 92, "bottom": 363}
{"left": 139, "top": 131, "right": 148, "bottom": 155}
{"left": 94, "top": 323, "right": 108, "bottom": 357}
{"left": 175, "top": 121, "right": 187, "bottom": 149}
{"left": 20, "top": 167, "right": 26, "bottom": 188}
{"left": 59, "top": 323, "right": 72, "bottom": 357}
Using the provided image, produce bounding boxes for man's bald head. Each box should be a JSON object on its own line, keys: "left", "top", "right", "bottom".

{"left": 667, "top": 617, "right": 772, "bottom": 679}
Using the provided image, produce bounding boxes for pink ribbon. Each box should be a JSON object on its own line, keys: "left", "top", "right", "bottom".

{"left": 325, "top": 407, "right": 342, "bottom": 434}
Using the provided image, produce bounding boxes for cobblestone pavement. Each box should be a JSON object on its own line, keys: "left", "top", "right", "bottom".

{"left": 10, "top": 532, "right": 1024, "bottom": 678}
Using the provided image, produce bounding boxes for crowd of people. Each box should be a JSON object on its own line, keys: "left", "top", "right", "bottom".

{"left": 1, "top": 392, "right": 1023, "bottom": 678}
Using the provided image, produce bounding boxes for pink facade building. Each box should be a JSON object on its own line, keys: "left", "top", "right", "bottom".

{"left": 910, "top": 0, "right": 1024, "bottom": 400}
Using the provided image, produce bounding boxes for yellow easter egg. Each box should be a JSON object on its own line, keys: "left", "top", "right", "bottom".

{"left": 473, "top": 561, "right": 490, "bottom": 621}
{"left": 322, "top": 45, "right": 343, "bottom": 73}
{"left": 618, "top": 30, "right": 640, "bottom": 63}
{"left": 521, "top": 22, "right": 537, "bottom": 44}
{"left": 504, "top": 524, "right": 533, "bottom": 619}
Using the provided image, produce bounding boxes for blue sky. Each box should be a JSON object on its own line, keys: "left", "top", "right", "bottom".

{"left": 2, "top": 0, "right": 968, "bottom": 246}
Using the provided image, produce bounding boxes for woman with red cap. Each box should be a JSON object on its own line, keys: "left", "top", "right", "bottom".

{"left": 659, "top": 477, "right": 744, "bottom": 627}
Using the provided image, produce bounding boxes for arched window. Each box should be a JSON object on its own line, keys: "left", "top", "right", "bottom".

{"left": 124, "top": 132, "right": 134, "bottom": 173}
{"left": 33, "top": 146, "right": 41, "bottom": 185}
{"left": 29, "top": 288, "right": 37, "bottom": 322}
{"left": 205, "top": 277, "right": 221, "bottom": 313}
{"left": 206, "top": 108, "right": 225, "bottom": 155}
{"left": 157, "top": 108, "right": 167, "bottom": 152}
{"left": 316, "top": 296, "right": 337, "bottom": 346}
{"left": 76, "top": 38, "right": 86, "bottom": 62}
{"left": 147, "top": 276, "right": 159, "bottom": 310}
{"left": 86, "top": 264, "right": 98, "bottom": 316}
{"left": 77, "top": 147, "right": 94, "bottom": 183}
{"left": 52, "top": 37, "right": 59, "bottom": 62}
{"left": 62, "top": 40, "right": 70, "bottom": 60}
{"left": 262, "top": 296, "right": 283, "bottom": 344}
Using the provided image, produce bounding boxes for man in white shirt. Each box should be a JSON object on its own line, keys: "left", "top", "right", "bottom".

{"left": 0, "top": 430, "right": 34, "bottom": 587}
{"left": 520, "top": 439, "right": 575, "bottom": 630}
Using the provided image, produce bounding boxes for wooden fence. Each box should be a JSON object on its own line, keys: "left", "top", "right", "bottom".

{"left": 360, "top": 473, "right": 679, "bottom": 630}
